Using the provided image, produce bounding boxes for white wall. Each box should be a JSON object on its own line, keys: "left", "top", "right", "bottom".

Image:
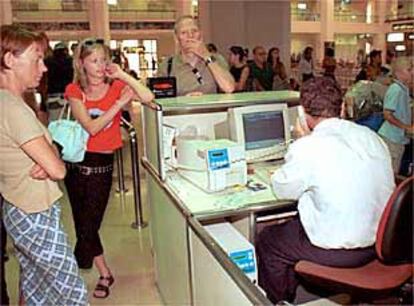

{"left": 199, "top": 0, "right": 291, "bottom": 72}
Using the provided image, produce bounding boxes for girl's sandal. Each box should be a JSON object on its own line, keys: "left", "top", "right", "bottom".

{"left": 93, "top": 275, "right": 115, "bottom": 299}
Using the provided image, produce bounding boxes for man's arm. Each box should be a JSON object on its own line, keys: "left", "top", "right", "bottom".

{"left": 186, "top": 39, "right": 235, "bottom": 93}
{"left": 383, "top": 110, "right": 414, "bottom": 133}
{"left": 271, "top": 144, "right": 308, "bottom": 200}
{"left": 204, "top": 58, "right": 235, "bottom": 93}
{"left": 382, "top": 84, "right": 414, "bottom": 133}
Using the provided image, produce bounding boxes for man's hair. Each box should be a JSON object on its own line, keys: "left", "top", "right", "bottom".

{"left": 253, "top": 46, "right": 265, "bottom": 55}
{"left": 392, "top": 56, "right": 413, "bottom": 75}
{"left": 369, "top": 49, "right": 381, "bottom": 59}
{"left": 300, "top": 77, "right": 343, "bottom": 118}
{"left": 303, "top": 46, "right": 313, "bottom": 55}
{"left": 174, "top": 15, "right": 199, "bottom": 34}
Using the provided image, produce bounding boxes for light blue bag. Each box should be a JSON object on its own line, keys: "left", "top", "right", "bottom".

{"left": 48, "top": 98, "right": 89, "bottom": 163}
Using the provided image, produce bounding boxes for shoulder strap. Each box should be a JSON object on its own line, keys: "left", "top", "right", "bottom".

{"left": 167, "top": 57, "right": 173, "bottom": 77}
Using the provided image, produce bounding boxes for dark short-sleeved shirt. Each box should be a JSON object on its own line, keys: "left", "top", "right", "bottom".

{"left": 250, "top": 62, "right": 274, "bottom": 91}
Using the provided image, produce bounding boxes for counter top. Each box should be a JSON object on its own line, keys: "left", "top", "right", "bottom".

{"left": 165, "top": 161, "right": 294, "bottom": 218}
{"left": 154, "top": 91, "right": 300, "bottom": 111}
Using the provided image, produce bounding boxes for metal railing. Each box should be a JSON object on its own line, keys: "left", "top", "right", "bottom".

{"left": 385, "top": 10, "right": 414, "bottom": 22}
{"left": 334, "top": 13, "right": 379, "bottom": 23}
{"left": 12, "top": 0, "right": 86, "bottom": 11}
{"left": 291, "top": 11, "right": 321, "bottom": 22}
{"left": 118, "top": 117, "right": 147, "bottom": 230}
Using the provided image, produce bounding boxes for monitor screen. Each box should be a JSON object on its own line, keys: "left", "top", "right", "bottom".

{"left": 228, "top": 103, "right": 290, "bottom": 163}
{"left": 242, "top": 111, "right": 285, "bottom": 151}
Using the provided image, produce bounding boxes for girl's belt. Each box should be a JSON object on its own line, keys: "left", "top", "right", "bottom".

{"left": 67, "top": 163, "right": 113, "bottom": 176}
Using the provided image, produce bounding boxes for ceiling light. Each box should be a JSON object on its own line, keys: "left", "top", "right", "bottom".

{"left": 395, "top": 45, "right": 406, "bottom": 51}
{"left": 387, "top": 32, "right": 404, "bottom": 42}
{"left": 298, "top": 3, "right": 307, "bottom": 10}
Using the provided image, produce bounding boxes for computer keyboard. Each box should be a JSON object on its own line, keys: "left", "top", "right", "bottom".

{"left": 246, "top": 147, "right": 287, "bottom": 163}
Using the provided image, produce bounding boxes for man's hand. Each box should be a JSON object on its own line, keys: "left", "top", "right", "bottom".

{"left": 293, "top": 117, "right": 311, "bottom": 138}
{"left": 406, "top": 124, "right": 414, "bottom": 134}
{"left": 183, "top": 39, "right": 209, "bottom": 60}
{"left": 185, "top": 91, "right": 204, "bottom": 97}
{"left": 30, "top": 164, "right": 50, "bottom": 180}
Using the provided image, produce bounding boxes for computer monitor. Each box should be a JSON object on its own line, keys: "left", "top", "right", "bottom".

{"left": 228, "top": 103, "right": 291, "bottom": 163}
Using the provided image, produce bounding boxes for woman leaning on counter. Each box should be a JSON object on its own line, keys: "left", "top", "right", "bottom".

{"left": 0, "top": 24, "right": 87, "bottom": 305}
{"left": 64, "top": 37, "right": 154, "bottom": 299}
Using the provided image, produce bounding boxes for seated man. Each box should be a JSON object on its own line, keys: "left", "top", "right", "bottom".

{"left": 256, "top": 77, "right": 395, "bottom": 304}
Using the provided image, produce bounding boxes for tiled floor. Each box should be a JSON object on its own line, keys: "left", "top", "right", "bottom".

{"left": 4, "top": 104, "right": 163, "bottom": 305}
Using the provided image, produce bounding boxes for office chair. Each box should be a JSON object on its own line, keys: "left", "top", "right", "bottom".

{"left": 294, "top": 176, "right": 413, "bottom": 304}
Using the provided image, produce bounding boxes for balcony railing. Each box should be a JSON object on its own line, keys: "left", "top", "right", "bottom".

{"left": 20, "top": 22, "right": 90, "bottom": 32}
{"left": 12, "top": 0, "right": 86, "bottom": 11}
{"left": 12, "top": 9, "right": 88, "bottom": 23}
{"left": 110, "top": 21, "right": 175, "bottom": 31}
{"left": 385, "top": 10, "right": 414, "bottom": 22}
{"left": 109, "top": 10, "right": 176, "bottom": 22}
{"left": 291, "top": 11, "right": 320, "bottom": 22}
{"left": 334, "top": 13, "right": 379, "bottom": 23}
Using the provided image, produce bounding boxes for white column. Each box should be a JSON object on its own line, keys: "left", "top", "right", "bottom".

{"left": 198, "top": 0, "right": 212, "bottom": 43}
{"left": 375, "top": 0, "right": 387, "bottom": 58}
{"left": 175, "top": 0, "right": 192, "bottom": 18}
{"left": 87, "top": 0, "right": 110, "bottom": 42}
{"left": 0, "top": 0, "right": 12, "bottom": 25}
{"left": 319, "top": 0, "right": 335, "bottom": 61}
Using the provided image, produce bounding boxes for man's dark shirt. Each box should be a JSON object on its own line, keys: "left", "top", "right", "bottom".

{"left": 249, "top": 62, "right": 274, "bottom": 91}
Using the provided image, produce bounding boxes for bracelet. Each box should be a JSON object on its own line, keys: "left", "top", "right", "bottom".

{"left": 204, "top": 55, "right": 216, "bottom": 66}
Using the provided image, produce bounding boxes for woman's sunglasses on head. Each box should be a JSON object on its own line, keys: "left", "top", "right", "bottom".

{"left": 82, "top": 38, "right": 105, "bottom": 47}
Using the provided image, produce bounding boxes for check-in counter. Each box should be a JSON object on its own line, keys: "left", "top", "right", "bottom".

{"left": 141, "top": 91, "right": 300, "bottom": 305}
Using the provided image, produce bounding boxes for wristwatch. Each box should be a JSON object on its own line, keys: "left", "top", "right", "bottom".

{"left": 204, "top": 55, "right": 216, "bottom": 66}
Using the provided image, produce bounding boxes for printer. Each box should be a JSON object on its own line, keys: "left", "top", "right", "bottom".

{"left": 204, "top": 222, "right": 258, "bottom": 283}
{"left": 175, "top": 138, "right": 247, "bottom": 192}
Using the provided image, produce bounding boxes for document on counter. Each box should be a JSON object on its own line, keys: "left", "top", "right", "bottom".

{"left": 166, "top": 171, "right": 278, "bottom": 215}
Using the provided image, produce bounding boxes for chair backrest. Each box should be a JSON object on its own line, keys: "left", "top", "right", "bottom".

{"left": 376, "top": 176, "right": 413, "bottom": 264}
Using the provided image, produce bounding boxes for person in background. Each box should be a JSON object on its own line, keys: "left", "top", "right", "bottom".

{"left": 64, "top": 37, "right": 154, "bottom": 299}
{"left": 382, "top": 49, "right": 396, "bottom": 76}
{"left": 1, "top": 194, "right": 9, "bottom": 306}
{"left": 298, "top": 46, "right": 314, "bottom": 83}
{"left": 322, "top": 47, "right": 337, "bottom": 80}
{"left": 228, "top": 46, "right": 250, "bottom": 92}
{"left": 243, "top": 48, "right": 250, "bottom": 65}
{"left": 256, "top": 76, "right": 394, "bottom": 304}
{"left": 207, "top": 42, "right": 229, "bottom": 70}
{"left": 378, "top": 56, "right": 414, "bottom": 174}
{"left": 70, "top": 42, "right": 79, "bottom": 56}
{"left": 356, "top": 48, "right": 366, "bottom": 68}
{"left": 368, "top": 49, "right": 382, "bottom": 81}
{"left": 267, "top": 47, "right": 289, "bottom": 90}
{"left": 157, "top": 15, "right": 234, "bottom": 96}
{"left": 44, "top": 41, "right": 74, "bottom": 106}
{"left": 250, "top": 46, "right": 273, "bottom": 91}
{"left": 0, "top": 24, "right": 87, "bottom": 305}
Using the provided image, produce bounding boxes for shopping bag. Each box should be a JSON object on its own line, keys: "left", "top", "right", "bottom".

{"left": 48, "top": 97, "right": 89, "bottom": 163}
